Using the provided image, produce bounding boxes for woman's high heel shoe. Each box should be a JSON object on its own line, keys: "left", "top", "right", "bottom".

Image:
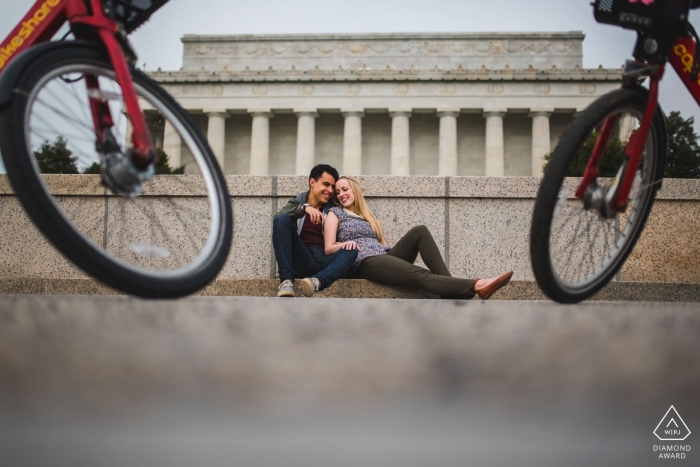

{"left": 473, "top": 271, "right": 513, "bottom": 300}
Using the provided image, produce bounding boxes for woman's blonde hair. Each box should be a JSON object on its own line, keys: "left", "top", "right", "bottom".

{"left": 336, "top": 176, "right": 385, "bottom": 245}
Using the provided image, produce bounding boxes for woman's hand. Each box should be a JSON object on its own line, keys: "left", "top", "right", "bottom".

{"left": 336, "top": 241, "right": 358, "bottom": 250}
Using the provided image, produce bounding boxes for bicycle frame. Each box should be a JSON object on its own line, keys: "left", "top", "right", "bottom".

{"left": 576, "top": 33, "right": 700, "bottom": 211}
{"left": 0, "top": 0, "right": 154, "bottom": 168}
{"left": 669, "top": 35, "right": 700, "bottom": 104}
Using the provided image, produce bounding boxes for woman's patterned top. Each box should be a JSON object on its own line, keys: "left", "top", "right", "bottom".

{"left": 330, "top": 206, "right": 387, "bottom": 268}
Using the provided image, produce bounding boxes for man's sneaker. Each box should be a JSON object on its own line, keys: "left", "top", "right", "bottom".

{"left": 300, "top": 277, "right": 321, "bottom": 297}
{"left": 277, "top": 279, "right": 295, "bottom": 297}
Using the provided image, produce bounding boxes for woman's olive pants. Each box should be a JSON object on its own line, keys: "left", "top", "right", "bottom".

{"left": 354, "top": 225, "right": 475, "bottom": 298}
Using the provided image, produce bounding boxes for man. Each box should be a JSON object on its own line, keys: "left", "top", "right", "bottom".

{"left": 273, "top": 164, "right": 358, "bottom": 297}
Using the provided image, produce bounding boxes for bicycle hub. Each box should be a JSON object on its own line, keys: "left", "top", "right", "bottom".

{"left": 101, "top": 150, "right": 155, "bottom": 198}
{"left": 583, "top": 182, "right": 617, "bottom": 220}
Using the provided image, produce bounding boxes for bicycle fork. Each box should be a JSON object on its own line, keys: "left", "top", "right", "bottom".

{"left": 71, "top": 0, "right": 156, "bottom": 197}
{"left": 575, "top": 64, "right": 663, "bottom": 218}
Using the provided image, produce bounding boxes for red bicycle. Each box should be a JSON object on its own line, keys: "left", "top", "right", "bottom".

{"left": 0, "top": 0, "right": 232, "bottom": 298}
{"left": 531, "top": 0, "right": 700, "bottom": 303}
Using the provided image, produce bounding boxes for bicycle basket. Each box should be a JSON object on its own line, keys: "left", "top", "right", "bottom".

{"left": 593, "top": 0, "right": 690, "bottom": 33}
{"left": 102, "top": 0, "right": 170, "bottom": 34}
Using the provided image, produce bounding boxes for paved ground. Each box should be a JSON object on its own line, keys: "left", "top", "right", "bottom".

{"left": 0, "top": 296, "right": 698, "bottom": 466}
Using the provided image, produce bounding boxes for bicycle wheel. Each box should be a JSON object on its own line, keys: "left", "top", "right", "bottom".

{"left": 0, "top": 43, "right": 232, "bottom": 298}
{"left": 530, "top": 85, "right": 665, "bottom": 303}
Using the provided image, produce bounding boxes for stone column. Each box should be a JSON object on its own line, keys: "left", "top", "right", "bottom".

{"left": 162, "top": 119, "right": 182, "bottom": 169}
{"left": 619, "top": 114, "right": 637, "bottom": 142}
{"left": 249, "top": 109, "right": 272, "bottom": 175}
{"left": 483, "top": 110, "right": 506, "bottom": 177}
{"left": 390, "top": 109, "right": 411, "bottom": 176}
{"left": 342, "top": 109, "right": 363, "bottom": 175}
{"left": 154, "top": 128, "right": 163, "bottom": 151}
{"left": 205, "top": 110, "right": 228, "bottom": 170}
{"left": 530, "top": 110, "right": 552, "bottom": 177}
{"left": 437, "top": 108, "right": 459, "bottom": 176}
{"left": 124, "top": 117, "right": 133, "bottom": 150}
{"left": 295, "top": 109, "right": 318, "bottom": 176}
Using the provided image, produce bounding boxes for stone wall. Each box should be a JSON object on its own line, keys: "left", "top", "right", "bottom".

{"left": 0, "top": 175, "right": 698, "bottom": 284}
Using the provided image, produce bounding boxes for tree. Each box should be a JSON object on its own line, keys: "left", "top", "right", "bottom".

{"left": 543, "top": 128, "right": 625, "bottom": 177}
{"left": 81, "top": 148, "right": 185, "bottom": 174}
{"left": 83, "top": 162, "right": 101, "bottom": 174}
{"left": 664, "top": 111, "right": 700, "bottom": 178}
{"left": 543, "top": 111, "right": 700, "bottom": 179}
{"left": 34, "top": 136, "right": 79, "bottom": 174}
{"left": 154, "top": 148, "right": 185, "bottom": 174}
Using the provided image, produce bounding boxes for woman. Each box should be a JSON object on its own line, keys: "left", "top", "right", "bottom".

{"left": 324, "top": 176, "right": 513, "bottom": 300}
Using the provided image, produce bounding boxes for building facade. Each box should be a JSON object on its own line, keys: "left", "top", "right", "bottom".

{"left": 148, "top": 32, "right": 621, "bottom": 176}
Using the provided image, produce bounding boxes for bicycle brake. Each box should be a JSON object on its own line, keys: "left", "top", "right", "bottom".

{"left": 621, "top": 60, "right": 659, "bottom": 86}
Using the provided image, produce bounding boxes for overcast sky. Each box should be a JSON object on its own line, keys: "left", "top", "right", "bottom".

{"left": 2, "top": 0, "right": 699, "bottom": 125}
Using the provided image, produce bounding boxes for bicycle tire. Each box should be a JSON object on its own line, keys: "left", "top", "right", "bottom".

{"left": 0, "top": 43, "right": 232, "bottom": 298}
{"left": 530, "top": 85, "right": 665, "bottom": 303}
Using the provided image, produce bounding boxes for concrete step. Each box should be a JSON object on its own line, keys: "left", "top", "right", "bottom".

{"left": 1, "top": 296, "right": 699, "bottom": 467}
{"left": 0, "top": 277, "right": 698, "bottom": 301}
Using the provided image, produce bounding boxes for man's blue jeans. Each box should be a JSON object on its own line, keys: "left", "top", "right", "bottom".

{"left": 273, "top": 214, "right": 357, "bottom": 290}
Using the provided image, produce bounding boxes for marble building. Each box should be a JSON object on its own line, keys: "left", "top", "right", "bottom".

{"left": 148, "top": 32, "right": 621, "bottom": 177}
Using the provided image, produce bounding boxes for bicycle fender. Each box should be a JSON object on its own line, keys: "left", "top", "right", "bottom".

{"left": 0, "top": 41, "right": 97, "bottom": 107}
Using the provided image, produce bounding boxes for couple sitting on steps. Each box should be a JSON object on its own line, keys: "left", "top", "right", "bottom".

{"left": 272, "top": 163, "right": 513, "bottom": 299}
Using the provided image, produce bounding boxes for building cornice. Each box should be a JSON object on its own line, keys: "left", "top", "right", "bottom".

{"left": 181, "top": 32, "right": 586, "bottom": 43}
{"left": 148, "top": 66, "right": 622, "bottom": 83}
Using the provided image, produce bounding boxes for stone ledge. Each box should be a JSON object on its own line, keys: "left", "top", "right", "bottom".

{"left": 3, "top": 176, "right": 699, "bottom": 200}
{"left": 1, "top": 278, "right": 697, "bottom": 301}
{"left": 275, "top": 175, "right": 447, "bottom": 198}
{"left": 2, "top": 175, "right": 697, "bottom": 199}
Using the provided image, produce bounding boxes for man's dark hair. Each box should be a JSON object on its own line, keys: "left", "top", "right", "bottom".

{"left": 309, "top": 164, "right": 339, "bottom": 183}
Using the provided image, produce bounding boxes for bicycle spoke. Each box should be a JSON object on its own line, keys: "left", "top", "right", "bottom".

{"left": 167, "top": 199, "right": 207, "bottom": 259}
{"left": 29, "top": 104, "right": 95, "bottom": 143}
{"left": 585, "top": 221, "right": 604, "bottom": 280}
{"left": 556, "top": 212, "right": 584, "bottom": 281}
{"left": 63, "top": 75, "right": 94, "bottom": 126}
{"left": 41, "top": 82, "right": 98, "bottom": 136}
{"left": 29, "top": 125, "right": 95, "bottom": 145}
{"left": 32, "top": 96, "right": 97, "bottom": 138}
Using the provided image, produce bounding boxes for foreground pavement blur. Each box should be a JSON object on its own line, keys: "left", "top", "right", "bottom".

{"left": 0, "top": 295, "right": 698, "bottom": 466}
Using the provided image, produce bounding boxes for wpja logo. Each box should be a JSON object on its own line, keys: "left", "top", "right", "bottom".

{"left": 653, "top": 405, "right": 691, "bottom": 460}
